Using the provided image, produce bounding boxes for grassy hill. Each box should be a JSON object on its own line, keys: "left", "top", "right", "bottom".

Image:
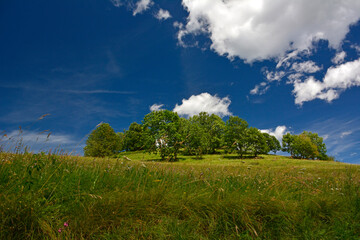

{"left": 1, "top": 152, "right": 360, "bottom": 239}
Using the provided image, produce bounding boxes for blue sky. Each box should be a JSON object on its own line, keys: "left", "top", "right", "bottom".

{"left": 1, "top": 0, "right": 360, "bottom": 163}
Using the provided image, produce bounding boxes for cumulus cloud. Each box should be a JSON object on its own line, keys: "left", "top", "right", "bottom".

{"left": 261, "top": 126, "right": 288, "bottom": 142}
{"left": 173, "top": 93, "right": 231, "bottom": 118}
{"left": 133, "top": 0, "right": 153, "bottom": 16}
{"left": 332, "top": 51, "right": 347, "bottom": 65}
{"left": 291, "top": 61, "right": 321, "bottom": 73}
{"left": 150, "top": 103, "right": 164, "bottom": 112}
{"left": 155, "top": 9, "right": 172, "bottom": 21}
{"left": 293, "top": 58, "right": 360, "bottom": 105}
{"left": 179, "top": 0, "right": 360, "bottom": 63}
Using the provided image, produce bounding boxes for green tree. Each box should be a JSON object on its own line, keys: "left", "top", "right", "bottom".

{"left": 123, "top": 122, "right": 144, "bottom": 151}
{"left": 282, "top": 131, "right": 328, "bottom": 160}
{"left": 302, "top": 131, "right": 328, "bottom": 160}
{"left": 84, "top": 123, "right": 122, "bottom": 157}
{"left": 263, "top": 133, "right": 281, "bottom": 154}
{"left": 185, "top": 112, "right": 225, "bottom": 155}
{"left": 224, "top": 116, "right": 249, "bottom": 158}
{"left": 247, "top": 127, "right": 268, "bottom": 157}
{"left": 282, "top": 133, "right": 295, "bottom": 156}
{"left": 207, "top": 113, "right": 225, "bottom": 153}
{"left": 292, "top": 134, "right": 319, "bottom": 159}
{"left": 142, "top": 110, "right": 183, "bottom": 161}
{"left": 182, "top": 119, "right": 207, "bottom": 158}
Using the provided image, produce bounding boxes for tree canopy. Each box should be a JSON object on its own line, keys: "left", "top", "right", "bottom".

{"left": 83, "top": 111, "right": 329, "bottom": 161}
{"left": 282, "top": 131, "right": 328, "bottom": 160}
{"left": 84, "top": 123, "right": 122, "bottom": 157}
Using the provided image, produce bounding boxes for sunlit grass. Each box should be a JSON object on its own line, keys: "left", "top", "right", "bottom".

{"left": 1, "top": 152, "right": 360, "bottom": 239}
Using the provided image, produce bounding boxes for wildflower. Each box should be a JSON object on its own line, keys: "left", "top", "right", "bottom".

{"left": 64, "top": 222, "right": 69, "bottom": 227}
{"left": 58, "top": 228, "right": 62, "bottom": 233}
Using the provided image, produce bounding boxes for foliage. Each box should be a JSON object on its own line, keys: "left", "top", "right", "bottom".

{"left": 282, "top": 132, "right": 296, "bottom": 156}
{"left": 263, "top": 133, "right": 281, "bottom": 154}
{"left": 83, "top": 112, "right": 328, "bottom": 161}
{"left": 247, "top": 127, "right": 268, "bottom": 157}
{"left": 84, "top": 123, "right": 122, "bottom": 157}
{"left": 182, "top": 118, "right": 207, "bottom": 158}
{"left": 282, "top": 131, "right": 329, "bottom": 160}
{"left": 142, "top": 110, "right": 182, "bottom": 161}
{"left": 224, "top": 116, "right": 249, "bottom": 157}
{"left": 123, "top": 122, "right": 144, "bottom": 151}
{"left": 183, "top": 112, "right": 225, "bottom": 157}
{"left": 303, "top": 131, "right": 328, "bottom": 160}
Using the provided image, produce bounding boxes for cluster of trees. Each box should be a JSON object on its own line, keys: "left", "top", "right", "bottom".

{"left": 84, "top": 110, "right": 329, "bottom": 161}
{"left": 282, "top": 131, "right": 329, "bottom": 160}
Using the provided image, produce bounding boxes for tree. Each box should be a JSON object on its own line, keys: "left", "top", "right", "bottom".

{"left": 282, "top": 133, "right": 295, "bottom": 156}
{"left": 123, "top": 122, "right": 144, "bottom": 151}
{"left": 282, "top": 131, "right": 328, "bottom": 160}
{"left": 247, "top": 127, "right": 268, "bottom": 157}
{"left": 84, "top": 123, "right": 122, "bottom": 157}
{"left": 302, "top": 131, "right": 328, "bottom": 160}
{"left": 142, "top": 110, "right": 183, "bottom": 161}
{"left": 224, "top": 116, "right": 249, "bottom": 158}
{"left": 292, "top": 134, "right": 319, "bottom": 159}
{"left": 185, "top": 112, "right": 225, "bottom": 155}
{"left": 207, "top": 114, "right": 226, "bottom": 153}
{"left": 182, "top": 118, "right": 208, "bottom": 158}
{"left": 263, "top": 133, "right": 281, "bottom": 154}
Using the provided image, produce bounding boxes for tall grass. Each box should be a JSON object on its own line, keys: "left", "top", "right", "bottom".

{"left": 1, "top": 151, "right": 360, "bottom": 239}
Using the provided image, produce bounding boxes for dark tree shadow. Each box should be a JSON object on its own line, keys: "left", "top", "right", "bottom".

{"left": 222, "top": 155, "right": 264, "bottom": 160}
{"left": 142, "top": 157, "right": 186, "bottom": 162}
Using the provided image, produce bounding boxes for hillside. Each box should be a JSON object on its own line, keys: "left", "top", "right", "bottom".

{"left": 1, "top": 152, "right": 360, "bottom": 239}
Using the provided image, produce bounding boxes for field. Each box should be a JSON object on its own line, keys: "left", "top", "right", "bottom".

{"left": 1, "top": 151, "right": 360, "bottom": 239}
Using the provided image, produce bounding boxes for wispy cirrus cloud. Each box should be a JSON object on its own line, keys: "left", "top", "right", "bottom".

{"left": 0, "top": 85, "right": 135, "bottom": 95}
{"left": 1, "top": 129, "right": 79, "bottom": 153}
{"left": 307, "top": 117, "right": 360, "bottom": 162}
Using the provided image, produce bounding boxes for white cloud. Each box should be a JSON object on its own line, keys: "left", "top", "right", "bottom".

{"left": 332, "top": 51, "right": 347, "bottom": 65}
{"left": 351, "top": 44, "right": 360, "bottom": 53}
{"left": 276, "top": 50, "right": 302, "bottom": 68}
{"left": 341, "top": 131, "right": 353, "bottom": 138}
{"left": 179, "top": 0, "right": 360, "bottom": 63}
{"left": 155, "top": 9, "right": 172, "bottom": 21}
{"left": 133, "top": 0, "right": 153, "bottom": 16}
{"left": 110, "top": 0, "right": 122, "bottom": 7}
{"left": 150, "top": 103, "right": 164, "bottom": 112}
{"left": 287, "top": 73, "right": 304, "bottom": 84}
{"left": 173, "top": 93, "right": 231, "bottom": 118}
{"left": 265, "top": 70, "right": 286, "bottom": 82}
{"left": 250, "top": 82, "right": 270, "bottom": 95}
{"left": 261, "top": 126, "right": 288, "bottom": 142}
{"left": 2, "top": 130, "right": 77, "bottom": 153}
{"left": 293, "top": 58, "right": 360, "bottom": 105}
{"left": 5, "top": 130, "right": 76, "bottom": 145}
{"left": 291, "top": 61, "right": 321, "bottom": 73}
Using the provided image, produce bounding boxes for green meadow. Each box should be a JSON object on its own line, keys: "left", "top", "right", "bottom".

{"left": 1, "top": 152, "right": 360, "bottom": 239}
